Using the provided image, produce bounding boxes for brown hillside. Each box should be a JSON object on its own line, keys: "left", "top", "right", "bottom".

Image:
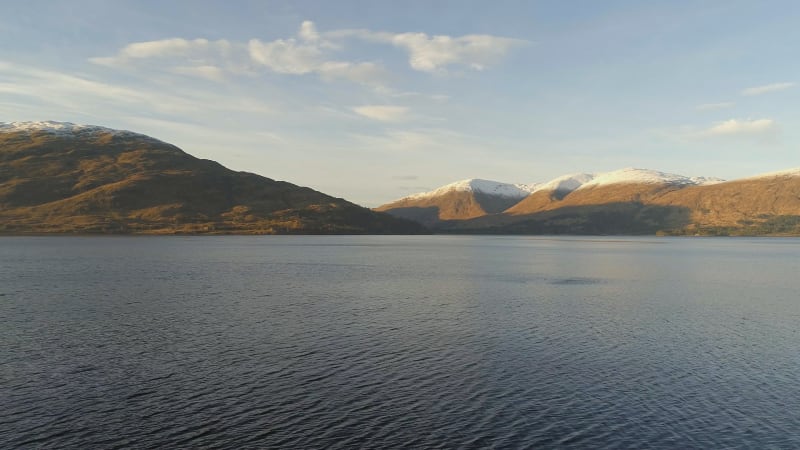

{"left": 506, "top": 183, "right": 685, "bottom": 216}
{"left": 0, "top": 127, "right": 424, "bottom": 234}
{"left": 654, "top": 175, "right": 800, "bottom": 229}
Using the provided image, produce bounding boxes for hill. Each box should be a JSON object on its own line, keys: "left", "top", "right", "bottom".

{"left": 0, "top": 121, "right": 425, "bottom": 234}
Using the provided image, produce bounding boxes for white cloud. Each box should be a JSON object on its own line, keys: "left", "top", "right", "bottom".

{"left": 391, "top": 33, "right": 526, "bottom": 72}
{"left": 353, "top": 105, "right": 410, "bottom": 122}
{"left": 90, "top": 38, "right": 250, "bottom": 82}
{"left": 299, "top": 20, "right": 320, "bottom": 43}
{"left": 246, "top": 39, "right": 387, "bottom": 85}
{"left": 699, "top": 118, "right": 777, "bottom": 137}
{"left": 89, "top": 20, "right": 524, "bottom": 87}
{"left": 92, "top": 21, "right": 386, "bottom": 85}
{"left": 124, "top": 38, "right": 220, "bottom": 58}
{"left": 246, "top": 22, "right": 383, "bottom": 84}
{"left": 741, "top": 82, "right": 795, "bottom": 96}
{"left": 695, "top": 102, "right": 734, "bottom": 111}
{"left": 330, "top": 28, "right": 527, "bottom": 73}
{"left": 90, "top": 38, "right": 234, "bottom": 66}
{"left": 247, "top": 38, "right": 321, "bottom": 74}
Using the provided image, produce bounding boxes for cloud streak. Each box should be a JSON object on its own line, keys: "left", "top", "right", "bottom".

{"left": 353, "top": 105, "right": 410, "bottom": 122}
{"left": 741, "top": 82, "right": 794, "bottom": 96}
{"left": 0, "top": 61, "right": 274, "bottom": 119}
{"left": 90, "top": 38, "right": 236, "bottom": 68}
{"left": 698, "top": 118, "right": 777, "bottom": 138}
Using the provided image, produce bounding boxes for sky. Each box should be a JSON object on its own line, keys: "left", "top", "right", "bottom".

{"left": 1, "top": 0, "right": 799, "bottom": 206}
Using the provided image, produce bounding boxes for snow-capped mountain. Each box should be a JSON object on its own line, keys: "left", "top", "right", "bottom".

{"left": 402, "top": 178, "right": 537, "bottom": 201}
{"left": 379, "top": 166, "right": 800, "bottom": 235}
{"left": 390, "top": 168, "right": 725, "bottom": 210}
{"left": 382, "top": 168, "right": 726, "bottom": 221}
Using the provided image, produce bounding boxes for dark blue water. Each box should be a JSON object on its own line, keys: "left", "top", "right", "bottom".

{"left": 2, "top": 236, "right": 799, "bottom": 448}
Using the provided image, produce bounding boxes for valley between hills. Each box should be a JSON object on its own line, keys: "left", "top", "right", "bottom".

{"left": 2, "top": 121, "right": 799, "bottom": 236}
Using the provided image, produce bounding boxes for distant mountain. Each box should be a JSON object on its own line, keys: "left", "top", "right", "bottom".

{"left": 378, "top": 168, "right": 800, "bottom": 235}
{"left": 374, "top": 178, "right": 536, "bottom": 226}
{"left": 0, "top": 121, "right": 424, "bottom": 234}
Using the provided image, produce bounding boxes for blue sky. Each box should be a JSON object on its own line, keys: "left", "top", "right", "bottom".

{"left": 2, "top": 0, "right": 798, "bottom": 206}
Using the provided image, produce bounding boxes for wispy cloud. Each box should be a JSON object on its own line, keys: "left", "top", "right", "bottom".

{"left": 698, "top": 118, "right": 777, "bottom": 138}
{"left": 353, "top": 105, "right": 410, "bottom": 122}
{"left": 695, "top": 102, "right": 734, "bottom": 111}
{"left": 741, "top": 82, "right": 795, "bottom": 96}
{"left": 0, "top": 61, "right": 274, "bottom": 118}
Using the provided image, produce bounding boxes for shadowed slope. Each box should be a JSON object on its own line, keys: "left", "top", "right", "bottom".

{"left": 443, "top": 202, "right": 693, "bottom": 235}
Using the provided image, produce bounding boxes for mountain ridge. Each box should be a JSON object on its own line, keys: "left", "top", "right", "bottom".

{"left": 377, "top": 167, "right": 800, "bottom": 235}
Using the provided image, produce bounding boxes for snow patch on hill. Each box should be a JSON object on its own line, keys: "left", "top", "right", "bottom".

{"left": 404, "top": 179, "right": 537, "bottom": 201}
{"left": 745, "top": 167, "right": 800, "bottom": 180}
{"left": 0, "top": 121, "right": 161, "bottom": 142}
{"left": 531, "top": 173, "right": 595, "bottom": 194}
{"left": 576, "top": 168, "right": 723, "bottom": 190}
{"left": 397, "top": 168, "right": 727, "bottom": 203}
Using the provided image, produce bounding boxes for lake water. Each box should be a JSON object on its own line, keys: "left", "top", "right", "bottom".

{"left": 2, "top": 236, "right": 799, "bottom": 448}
